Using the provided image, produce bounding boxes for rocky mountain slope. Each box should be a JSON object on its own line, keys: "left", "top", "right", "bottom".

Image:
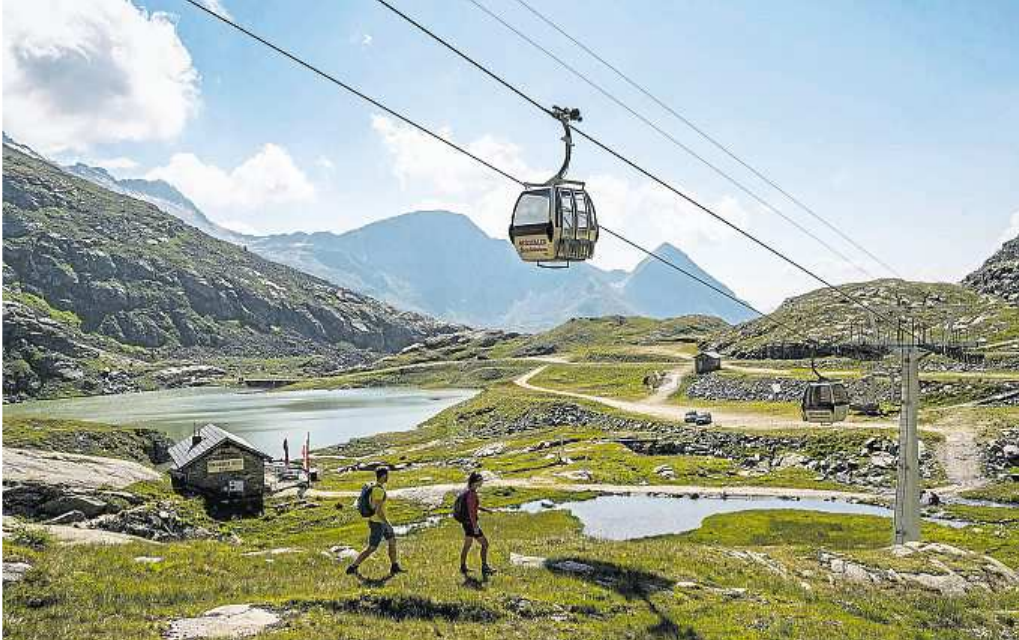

{"left": 2, "top": 145, "right": 458, "bottom": 400}
{"left": 712, "top": 278, "right": 1019, "bottom": 358}
{"left": 62, "top": 162, "right": 240, "bottom": 243}
{"left": 963, "top": 234, "right": 1019, "bottom": 305}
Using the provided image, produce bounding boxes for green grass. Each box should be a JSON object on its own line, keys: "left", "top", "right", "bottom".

{"left": 5, "top": 290, "right": 82, "bottom": 328}
{"left": 2, "top": 417, "right": 166, "bottom": 464}
{"left": 959, "top": 482, "right": 1019, "bottom": 505}
{"left": 515, "top": 315, "right": 727, "bottom": 354}
{"left": 527, "top": 363, "right": 673, "bottom": 399}
{"left": 6, "top": 505, "right": 1019, "bottom": 640}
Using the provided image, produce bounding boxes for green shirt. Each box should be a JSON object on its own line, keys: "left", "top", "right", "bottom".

{"left": 369, "top": 484, "right": 387, "bottom": 523}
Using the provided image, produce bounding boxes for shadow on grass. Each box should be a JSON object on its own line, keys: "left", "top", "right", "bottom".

{"left": 547, "top": 557, "right": 699, "bottom": 639}
{"left": 294, "top": 593, "right": 501, "bottom": 623}
{"left": 355, "top": 572, "right": 396, "bottom": 588}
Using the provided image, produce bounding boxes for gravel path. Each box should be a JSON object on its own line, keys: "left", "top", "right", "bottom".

{"left": 514, "top": 366, "right": 899, "bottom": 432}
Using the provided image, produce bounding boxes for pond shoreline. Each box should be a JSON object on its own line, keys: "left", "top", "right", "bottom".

{"left": 4, "top": 386, "right": 478, "bottom": 457}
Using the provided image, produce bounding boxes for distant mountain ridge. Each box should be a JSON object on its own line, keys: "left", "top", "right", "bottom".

{"left": 63, "top": 162, "right": 241, "bottom": 243}
{"left": 246, "top": 211, "right": 754, "bottom": 331}
{"left": 57, "top": 152, "right": 753, "bottom": 331}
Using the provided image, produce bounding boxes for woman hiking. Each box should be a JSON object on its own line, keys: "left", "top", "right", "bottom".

{"left": 455, "top": 471, "right": 496, "bottom": 577}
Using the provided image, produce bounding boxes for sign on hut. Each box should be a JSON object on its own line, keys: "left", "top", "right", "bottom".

{"left": 169, "top": 424, "right": 271, "bottom": 513}
{"left": 694, "top": 351, "right": 722, "bottom": 374}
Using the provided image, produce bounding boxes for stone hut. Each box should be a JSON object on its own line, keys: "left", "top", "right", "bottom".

{"left": 694, "top": 350, "right": 722, "bottom": 374}
{"left": 169, "top": 424, "right": 271, "bottom": 513}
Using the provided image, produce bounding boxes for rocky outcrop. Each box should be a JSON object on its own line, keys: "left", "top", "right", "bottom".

{"left": 819, "top": 543, "right": 1018, "bottom": 596}
{"left": 963, "top": 235, "right": 1019, "bottom": 304}
{"left": 982, "top": 429, "right": 1019, "bottom": 481}
{"left": 2, "top": 145, "right": 460, "bottom": 399}
{"left": 684, "top": 373, "right": 1019, "bottom": 408}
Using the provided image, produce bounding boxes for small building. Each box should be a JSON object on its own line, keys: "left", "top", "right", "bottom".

{"left": 169, "top": 424, "right": 271, "bottom": 513}
{"left": 694, "top": 350, "right": 722, "bottom": 375}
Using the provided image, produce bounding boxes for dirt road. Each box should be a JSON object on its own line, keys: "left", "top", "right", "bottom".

{"left": 514, "top": 366, "right": 898, "bottom": 432}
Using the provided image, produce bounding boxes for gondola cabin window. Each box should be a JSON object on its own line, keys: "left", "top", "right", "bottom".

{"left": 576, "top": 190, "right": 589, "bottom": 230}
{"left": 513, "top": 191, "right": 551, "bottom": 226}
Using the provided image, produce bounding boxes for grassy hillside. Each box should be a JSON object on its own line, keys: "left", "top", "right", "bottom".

{"left": 510, "top": 315, "right": 728, "bottom": 356}
{"left": 713, "top": 279, "right": 1019, "bottom": 358}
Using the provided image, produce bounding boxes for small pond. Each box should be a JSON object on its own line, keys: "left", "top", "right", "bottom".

{"left": 519, "top": 494, "right": 898, "bottom": 540}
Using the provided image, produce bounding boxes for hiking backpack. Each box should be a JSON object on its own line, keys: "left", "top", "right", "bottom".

{"left": 356, "top": 483, "right": 376, "bottom": 518}
{"left": 452, "top": 490, "right": 470, "bottom": 523}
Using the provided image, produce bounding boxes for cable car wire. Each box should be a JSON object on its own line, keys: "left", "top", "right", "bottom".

{"left": 465, "top": 0, "right": 876, "bottom": 281}
{"left": 179, "top": 0, "right": 805, "bottom": 342}
{"left": 370, "top": 0, "right": 919, "bottom": 340}
{"left": 511, "top": 0, "right": 903, "bottom": 279}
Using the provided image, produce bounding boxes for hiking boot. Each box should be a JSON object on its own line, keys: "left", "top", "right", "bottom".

{"left": 390, "top": 563, "right": 406, "bottom": 575}
{"left": 345, "top": 564, "right": 359, "bottom": 576}
{"left": 482, "top": 565, "right": 497, "bottom": 576}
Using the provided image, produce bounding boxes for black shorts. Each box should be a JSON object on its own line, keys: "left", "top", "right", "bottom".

{"left": 368, "top": 521, "right": 395, "bottom": 547}
{"left": 461, "top": 522, "right": 484, "bottom": 538}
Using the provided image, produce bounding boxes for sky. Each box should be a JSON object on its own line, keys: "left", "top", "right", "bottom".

{"left": 4, "top": 0, "right": 1018, "bottom": 309}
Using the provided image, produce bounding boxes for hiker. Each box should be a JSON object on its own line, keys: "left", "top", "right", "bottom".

{"left": 347, "top": 466, "right": 405, "bottom": 576}
{"left": 454, "top": 471, "right": 496, "bottom": 577}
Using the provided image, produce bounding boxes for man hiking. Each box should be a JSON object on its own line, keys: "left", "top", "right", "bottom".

{"left": 454, "top": 471, "right": 496, "bottom": 577}
{"left": 347, "top": 466, "right": 405, "bottom": 576}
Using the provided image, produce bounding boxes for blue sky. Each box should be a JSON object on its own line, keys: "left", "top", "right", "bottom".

{"left": 5, "top": 0, "right": 1018, "bottom": 308}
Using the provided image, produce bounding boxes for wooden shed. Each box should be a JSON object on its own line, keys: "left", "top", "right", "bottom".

{"left": 694, "top": 351, "right": 722, "bottom": 374}
{"left": 169, "top": 424, "right": 271, "bottom": 513}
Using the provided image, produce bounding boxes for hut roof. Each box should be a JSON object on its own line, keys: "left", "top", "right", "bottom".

{"left": 697, "top": 351, "right": 722, "bottom": 360}
{"left": 169, "top": 424, "right": 271, "bottom": 470}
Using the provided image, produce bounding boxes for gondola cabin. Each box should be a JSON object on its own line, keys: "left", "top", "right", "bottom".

{"left": 510, "top": 181, "right": 598, "bottom": 265}
{"left": 801, "top": 381, "right": 850, "bottom": 424}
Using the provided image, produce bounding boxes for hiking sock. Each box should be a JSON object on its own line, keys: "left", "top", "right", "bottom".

{"left": 390, "top": 563, "right": 405, "bottom": 575}
{"left": 482, "top": 564, "right": 497, "bottom": 575}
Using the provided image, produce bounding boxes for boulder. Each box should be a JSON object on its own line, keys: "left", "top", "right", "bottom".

{"left": 869, "top": 452, "right": 895, "bottom": 469}
{"left": 3, "top": 562, "right": 32, "bottom": 584}
{"left": 39, "top": 495, "right": 109, "bottom": 518}
{"left": 510, "top": 553, "right": 547, "bottom": 569}
{"left": 45, "top": 510, "right": 87, "bottom": 525}
{"left": 165, "top": 604, "right": 281, "bottom": 639}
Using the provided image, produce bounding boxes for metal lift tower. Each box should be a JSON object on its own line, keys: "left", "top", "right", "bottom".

{"left": 893, "top": 346, "right": 922, "bottom": 544}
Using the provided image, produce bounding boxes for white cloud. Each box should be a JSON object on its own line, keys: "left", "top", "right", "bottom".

{"left": 147, "top": 144, "right": 315, "bottom": 218}
{"left": 91, "top": 156, "right": 139, "bottom": 172}
{"left": 362, "top": 34, "right": 374, "bottom": 47}
{"left": 1001, "top": 210, "right": 1019, "bottom": 244}
{"left": 197, "top": 0, "right": 232, "bottom": 20}
{"left": 316, "top": 156, "right": 335, "bottom": 171}
{"left": 3, "top": 0, "right": 200, "bottom": 153}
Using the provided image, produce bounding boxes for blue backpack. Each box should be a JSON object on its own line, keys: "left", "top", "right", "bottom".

{"left": 356, "top": 483, "right": 376, "bottom": 518}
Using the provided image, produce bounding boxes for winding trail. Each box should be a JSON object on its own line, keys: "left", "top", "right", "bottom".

{"left": 514, "top": 365, "right": 898, "bottom": 432}
{"left": 514, "top": 365, "right": 994, "bottom": 494}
